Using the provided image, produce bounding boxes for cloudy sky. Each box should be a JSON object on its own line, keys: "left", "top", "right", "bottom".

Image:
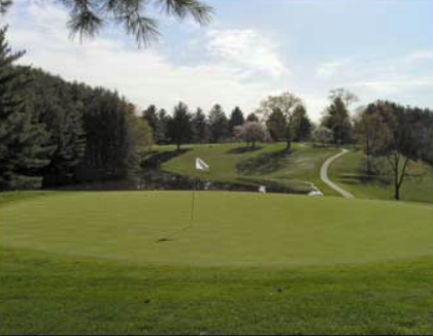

{"left": 4, "top": 0, "right": 433, "bottom": 120}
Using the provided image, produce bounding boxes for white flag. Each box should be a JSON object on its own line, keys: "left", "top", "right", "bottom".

{"left": 195, "top": 158, "right": 210, "bottom": 171}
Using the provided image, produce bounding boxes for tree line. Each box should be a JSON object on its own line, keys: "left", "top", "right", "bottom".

{"left": 0, "top": 27, "right": 152, "bottom": 191}
{"left": 142, "top": 96, "right": 313, "bottom": 151}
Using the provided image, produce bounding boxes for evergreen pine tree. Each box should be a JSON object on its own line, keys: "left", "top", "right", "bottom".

{"left": 0, "top": 27, "right": 51, "bottom": 190}
{"left": 228, "top": 107, "right": 245, "bottom": 135}
{"left": 154, "top": 108, "right": 169, "bottom": 145}
{"left": 167, "top": 102, "right": 192, "bottom": 150}
{"left": 24, "top": 68, "right": 86, "bottom": 186}
{"left": 321, "top": 97, "right": 353, "bottom": 144}
{"left": 246, "top": 113, "right": 259, "bottom": 122}
{"left": 208, "top": 104, "right": 228, "bottom": 143}
{"left": 191, "top": 108, "right": 209, "bottom": 143}
{"left": 292, "top": 105, "right": 312, "bottom": 142}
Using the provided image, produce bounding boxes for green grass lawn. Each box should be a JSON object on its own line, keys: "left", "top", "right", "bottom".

{"left": 151, "top": 142, "right": 341, "bottom": 196}
{"left": 1, "top": 191, "right": 433, "bottom": 334}
{"left": 0, "top": 190, "right": 55, "bottom": 204}
{"left": 3, "top": 191, "right": 433, "bottom": 265}
{"left": 2, "top": 247, "right": 433, "bottom": 335}
{"left": 329, "top": 149, "right": 433, "bottom": 204}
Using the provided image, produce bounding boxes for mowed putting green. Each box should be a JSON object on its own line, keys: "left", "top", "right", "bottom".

{"left": 2, "top": 191, "right": 433, "bottom": 266}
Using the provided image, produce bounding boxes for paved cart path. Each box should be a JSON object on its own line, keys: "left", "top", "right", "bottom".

{"left": 321, "top": 149, "right": 355, "bottom": 199}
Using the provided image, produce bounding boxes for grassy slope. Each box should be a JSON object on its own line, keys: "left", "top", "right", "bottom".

{"left": 2, "top": 247, "right": 433, "bottom": 335}
{"left": 157, "top": 142, "right": 341, "bottom": 196}
{"left": 329, "top": 150, "right": 433, "bottom": 204}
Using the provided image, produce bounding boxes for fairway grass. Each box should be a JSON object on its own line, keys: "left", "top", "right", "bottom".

{"left": 2, "top": 191, "right": 433, "bottom": 265}
{"left": 2, "top": 191, "right": 433, "bottom": 335}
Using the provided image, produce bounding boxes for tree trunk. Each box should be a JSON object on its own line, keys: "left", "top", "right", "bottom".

{"left": 286, "top": 139, "right": 292, "bottom": 152}
{"left": 366, "top": 154, "right": 373, "bottom": 175}
{"left": 395, "top": 184, "right": 401, "bottom": 200}
{"left": 177, "top": 143, "right": 181, "bottom": 151}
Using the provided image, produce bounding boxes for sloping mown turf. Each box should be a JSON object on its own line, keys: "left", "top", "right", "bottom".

{"left": 1, "top": 247, "right": 433, "bottom": 335}
{"left": 2, "top": 191, "right": 433, "bottom": 265}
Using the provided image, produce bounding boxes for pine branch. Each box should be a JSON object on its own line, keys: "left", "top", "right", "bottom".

{"left": 1, "top": 0, "right": 212, "bottom": 46}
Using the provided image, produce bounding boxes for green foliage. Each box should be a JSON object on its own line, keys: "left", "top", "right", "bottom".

{"left": 357, "top": 101, "right": 433, "bottom": 200}
{"left": 154, "top": 108, "right": 169, "bottom": 145}
{"left": 228, "top": 106, "right": 244, "bottom": 135}
{"left": 257, "top": 92, "right": 304, "bottom": 150}
{"left": 321, "top": 96, "right": 353, "bottom": 144}
{"left": 246, "top": 112, "right": 259, "bottom": 122}
{"left": 292, "top": 104, "right": 312, "bottom": 141}
{"left": 266, "top": 108, "right": 287, "bottom": 141}
{"left": 208, "top": 104, "right": 229, "bottom": 143}
{"left": 0, "top": 27, "right": 51, "bottom": 190}
{"left": 167, "top": 102, "right": 192, "bottom": 150}
{"left": 0, "top": 30, "right": 153, "bottom": 189}
{"left": 191, "top": 107, "right": 208, "bottom": 144}
{"left": 75, "top": 90, "right": 146, "bottom": 182}
{"left": 142, "top": 105, "right": 158, "bottom": 138}
{"left": 23, "top": 68, "right": 86, "bottom": 186}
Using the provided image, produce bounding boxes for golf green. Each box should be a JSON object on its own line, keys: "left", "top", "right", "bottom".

{"left": 2, "top": 191, "right": 432, "bottom": 266}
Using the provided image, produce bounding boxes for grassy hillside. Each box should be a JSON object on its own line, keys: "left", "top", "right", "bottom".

{"left": 2, "top": 191, "right": 433, "bottom": 334}
{"left": 149, "top": 142, "right": 341, "bottom": 196}
{"left": 329, "top": 149, "right": 433, "bottom": 204}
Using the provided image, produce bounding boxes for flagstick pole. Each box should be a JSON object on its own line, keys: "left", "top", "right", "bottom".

{"left": 190, "top": 177, "right": 196, "bottom": 228}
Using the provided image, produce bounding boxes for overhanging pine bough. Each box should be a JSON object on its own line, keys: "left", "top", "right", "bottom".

{"left": 0, "top": 0, "right": 213, "bottom": 46}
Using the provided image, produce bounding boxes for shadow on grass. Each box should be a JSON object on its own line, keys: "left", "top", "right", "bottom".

{"left": 236, "top": 150, "right": 288, "bottom": 175}
{"left": 141, "top": 149, "right": 191, "bottom": 169}
{"left": 227, "top": 146, "right": 263, "bottom": 155}
{"left": 337, "top": 171, "right": 391, "bottom": 187}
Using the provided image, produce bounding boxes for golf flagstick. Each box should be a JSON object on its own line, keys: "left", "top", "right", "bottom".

{"left": 190, "top": 178, "right": 196, "bottom": 228}
{"left": 191, "top": 158, "right": 210, "bottom": 228}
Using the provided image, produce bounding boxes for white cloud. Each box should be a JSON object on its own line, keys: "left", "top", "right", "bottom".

{"left": 5, "top": 2, "right": 286, "bottom": 115}
{"left": 316, "top": 60, "right": 347, "bottom": 78}
{"left": 347, "top": 77, "right": 433, "bottom": 95}
{"left": 206, "top": 29, "right": 290, "bottom": 78}
{"left": 406, "top": 49, "right": 433, "bottom": 63}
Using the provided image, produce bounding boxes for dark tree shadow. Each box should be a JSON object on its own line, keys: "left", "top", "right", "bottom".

{"left": 227, "top": 146, "right": 263, "bottom": 155}
{"left": 141, "top": 149, "right": 190, "bottom": 169}
{"left": 236, "top": 150, "right": 288, "bottom": 175}
{"left": 336, "top": 169, "right": 391, "bottom": 187}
